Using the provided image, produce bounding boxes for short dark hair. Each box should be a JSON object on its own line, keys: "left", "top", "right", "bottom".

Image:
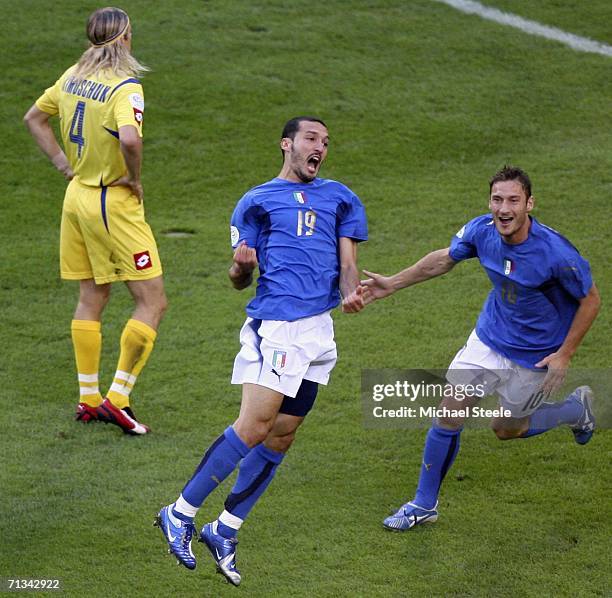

{"left": 489, "top": 165, "right": 532, "bottom": 198}
{"left": 280, "top": 116, "right": 327, "bottom": 158}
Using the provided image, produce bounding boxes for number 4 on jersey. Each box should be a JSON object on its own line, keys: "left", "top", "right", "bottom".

{"left": 69, "top": 101, "right": 86, "bottom": 157}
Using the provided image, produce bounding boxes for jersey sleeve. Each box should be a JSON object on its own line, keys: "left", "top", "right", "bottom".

{"left": 35, "top": 79, "right": 61, "bottom": 115}
{"left": 230, "top": 194, "right": 262, "bottom": 249}
{"left": 337, "top": 192, "right": 368, "bottom": 241}
{"left": 449, "top": 217, "right": 482, "bottom": 262}
{"left": 111, "top": 81, "right": 144, "bottom": 137}
{"left": 555, "top": 248, "right": 593, "bottom": 300}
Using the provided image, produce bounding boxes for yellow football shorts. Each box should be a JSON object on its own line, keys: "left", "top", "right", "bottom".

{"left": 60, "top": 178, "right": 163, "bottom": 284}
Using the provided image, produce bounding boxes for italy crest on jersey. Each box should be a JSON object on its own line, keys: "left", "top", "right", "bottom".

{"left": 293, "top": 191, "right": 306, "bottom": 204}
{"left": 504, "top": 258, "right": 515, "bottom": 276}
{"left": 272, "top": 350, "right": 287, "bottom": 370}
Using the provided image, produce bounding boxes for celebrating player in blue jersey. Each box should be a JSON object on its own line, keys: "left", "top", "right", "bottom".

{"left": 361, "top": 166, "right": 600, "bottom": 531}
{"left": 156, "top": 117, "right": 368, "bottom": 584}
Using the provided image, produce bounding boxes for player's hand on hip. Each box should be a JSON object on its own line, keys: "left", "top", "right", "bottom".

{"left": 342, "top": 285, "right": 366, "bottom": 313}
{"left": 360, "top": 270, "right": 395, "bottom": 303}
{"left": 233, "top": 241, "right": 258, "bottom": 272}
{"left": 110, "top": 176, "right": 144, "bottom": 202}
{"left": 535, "top": 351, "right": 571, "bottom": 395}
{"left": 60, "top": 165, "right": 74, "bottom": 181}
{"left": 51, "top": 153, "right": 74, "bottom": 181}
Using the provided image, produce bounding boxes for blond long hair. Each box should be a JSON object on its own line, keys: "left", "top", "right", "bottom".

{"left": 73, "top": 7, "right": 149, "bottom": 80}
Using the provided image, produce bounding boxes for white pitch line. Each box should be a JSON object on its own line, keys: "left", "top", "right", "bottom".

{"left": 434, "top": 0, "right": 612, "bottom": 58}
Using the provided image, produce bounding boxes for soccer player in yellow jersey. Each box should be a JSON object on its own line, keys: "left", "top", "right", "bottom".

{"left": 24, "top": 7, "right": 166, "bottom": 435}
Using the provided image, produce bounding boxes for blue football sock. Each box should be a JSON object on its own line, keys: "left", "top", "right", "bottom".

{"left": 522, "top": 394, "right": 583, "bottom": 438}
{"left": 181, "top": 426, "right": 250, "bottom": 508}
{"left": 217, "top": 444, "right": 285, "bottom": 539}
{"left": 171, "top": 494, "right": 198, "bottom": 523}
{"left": 413, "top": 425, "right": 461, "bottom": 510}
{"left": 171, "top": 508, "right": 194, "bottom": 524}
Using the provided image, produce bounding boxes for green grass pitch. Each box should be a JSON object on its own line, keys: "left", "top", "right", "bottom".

{"left": 1, "top": 1, "right": 610, "bottom": 596}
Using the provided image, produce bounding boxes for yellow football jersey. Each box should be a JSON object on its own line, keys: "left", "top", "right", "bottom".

{"left": 36, "top": 65, "right": 144, "bottom": 187}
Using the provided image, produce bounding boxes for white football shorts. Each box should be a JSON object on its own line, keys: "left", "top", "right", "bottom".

{"left": 231, "top": 311, "right": 337, "bottom": 398}
{"left": 446, "top": 330, "right": 547, "bottom": 417}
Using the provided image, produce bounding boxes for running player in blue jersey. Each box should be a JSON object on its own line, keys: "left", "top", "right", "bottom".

{"left": 361, "top": 166, "right": 600, "bottom": 531}
{"left": 156, "top": 117, "right": 368, "bottom": 584}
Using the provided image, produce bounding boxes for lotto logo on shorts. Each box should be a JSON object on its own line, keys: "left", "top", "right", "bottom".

{"left": 133, "top": 251, "right": 152, "bottom": 270}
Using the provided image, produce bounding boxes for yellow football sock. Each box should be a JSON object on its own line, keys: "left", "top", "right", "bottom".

{"left": 106, "top": 319, "right": 157, "bottom": 409}
{"left": 71, "top": 319, "right": 104, "bottom": 407}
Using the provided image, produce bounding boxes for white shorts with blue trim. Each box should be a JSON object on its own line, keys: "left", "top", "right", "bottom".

{"left": 231, "top": 311, "right": 337, "bottom": 398}
{"left": 446, "top": 330, "right": 547, "bottom": 418}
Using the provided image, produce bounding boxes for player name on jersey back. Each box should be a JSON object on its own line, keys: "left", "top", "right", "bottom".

{"left": 62, "top": 76, "right": 112, "bottom": 103}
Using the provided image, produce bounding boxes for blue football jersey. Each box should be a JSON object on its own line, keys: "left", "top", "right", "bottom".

{"left": 449, "top": 215, "right": 592, "bottom": 369}
{"left": 230, "top": 177, "right": 368, "bottom": 321}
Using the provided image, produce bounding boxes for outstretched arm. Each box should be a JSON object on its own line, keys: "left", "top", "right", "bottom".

{"left": 339, "top": 237, "right": 366, "bottom": 313}
{"left": 535, "top": 283, "right": 601, "bottom": 394}
{"left": 23, "top": 104, "right": 73, "bottom": 180}
{"left": 229, "top": 241, "right": 258, "bottom": 290}
{"left": 361, "top": 247, "right": 456, "bottom": 302}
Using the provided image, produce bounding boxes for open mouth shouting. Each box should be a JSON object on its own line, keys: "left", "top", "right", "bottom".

{"left": 306, "top": 154, "right": 321, "bottom": 176}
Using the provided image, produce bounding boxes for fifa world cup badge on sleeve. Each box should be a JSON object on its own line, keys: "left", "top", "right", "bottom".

{"left": 129, "top": 93, "right": 144, "bottom": 125}
{"left": 231, "top": 226, "right": 240, "bottom": 246}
